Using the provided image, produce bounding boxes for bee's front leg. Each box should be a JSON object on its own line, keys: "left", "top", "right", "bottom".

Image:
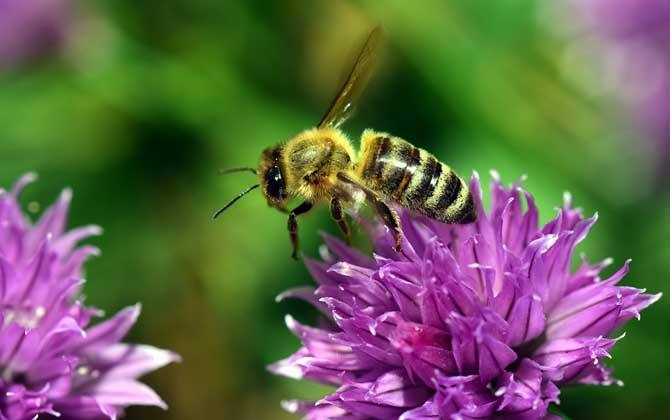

{"left": 287, "top": 201, "right": 313, "bottom": 260}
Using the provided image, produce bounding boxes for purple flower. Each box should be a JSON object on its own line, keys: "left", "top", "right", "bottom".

{"left": 270, "top": 172, "right": 660, "bottom": 419}
{"left": 0, "top": 173, "right": 178, "bottom": 419}
{"left": 0, "top": 0, "right": 73, "bottom": 70}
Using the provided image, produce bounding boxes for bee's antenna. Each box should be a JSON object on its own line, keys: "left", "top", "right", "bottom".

{"left": 213, "top": 184, "right": 260, "bottom": 219}
{"left": 218, "top": 167, "right": 257, "bottom": 175}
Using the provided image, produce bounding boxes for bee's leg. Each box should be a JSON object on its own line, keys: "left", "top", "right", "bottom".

{"left": 336, "top": 173, "right": 402, "bottom": 252}
{"left": 330, "top": 197, "right": 351, "bottom": 245}
{"left": 288, "top": 201, "right": 313, "bottom": 260}
{"left": 370, "top": 198, "right": 402, "bottom": 252}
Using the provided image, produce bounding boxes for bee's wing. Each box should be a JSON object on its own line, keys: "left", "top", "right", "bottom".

{"left": 317, "top": 25, "right": 383, "bottom": 129}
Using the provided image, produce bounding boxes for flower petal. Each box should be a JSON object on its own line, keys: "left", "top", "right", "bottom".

{"left": 532, "top": 336, "right": 618, "bottom": 384}
{"left": 506, "top": 294, "right": 545, "bottom": 347}
{"left": 365, "top": 369, "right": 433, "bottom": 408}
{"left": 53, "top": 396, "right": 119, "bottom": 420}
{"left": 77, "top": 304, "right": 141, "bottom": 351}
{"left": 449, "top": 314, "right": 517, "bottom": 384}
{"left": 86, "top": 378, "right": 167, "bottom": 409}
{"left": 93, "top": 344, "right": 180, "bottom": 379}
{"left": 392, "top": 321, "right": 456, "bottom": 385}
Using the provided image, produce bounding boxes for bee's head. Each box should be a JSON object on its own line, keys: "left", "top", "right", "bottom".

{"left": 259, "top": 146, "right": 288, "bottom": 210}
{"left": 213, "top": 146, "right": 288, "bottom": 219}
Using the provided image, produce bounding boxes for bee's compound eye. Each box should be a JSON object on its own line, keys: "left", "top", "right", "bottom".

{"left": 264, "top": 165, "right": 286, "bottom": 201}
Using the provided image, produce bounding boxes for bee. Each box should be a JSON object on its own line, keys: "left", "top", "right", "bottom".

{"left": 215, "top": 26, "right": 476, "bottom": 259}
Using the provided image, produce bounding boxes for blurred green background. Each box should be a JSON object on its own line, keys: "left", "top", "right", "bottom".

{"left": 0, "top": 0, "right": 667, "bottom": 419}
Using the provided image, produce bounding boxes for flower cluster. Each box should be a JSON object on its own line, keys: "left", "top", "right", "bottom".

{"left": 0, "top": 174, "right": 178, "bottom": 419}
{"left": 271, "top": 173, "right": 659, "bottom": 419}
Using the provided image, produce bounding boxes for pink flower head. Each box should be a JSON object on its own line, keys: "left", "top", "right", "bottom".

{"left": 270, "top": 172, "right": 660, "bottom": 419}
{"left": 0, "top": 174, "right": 178, "bottom": 419}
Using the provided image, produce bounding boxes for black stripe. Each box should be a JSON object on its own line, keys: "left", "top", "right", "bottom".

{"left": 437, "top": 171, "right": 462, "bottom": 210}
{"left": 453, "top": 192, "right": 476, "bottom": 224}
{"left": 374, "top": 137, "right": 392, "bottom": 180}
{"left": 423, "top": 162, "right": 443, "bottom": 218}
{"left": 407, "top": 155, "right": 440, "bottom": 203}
{"left": 382, "top": 142, "right": 413, "bottom": 195}
{"left": 363, "top": 137, "right": 386, "bottom": 179}
{"left": 427, "top": 161, "right": 442, "bottom": 197}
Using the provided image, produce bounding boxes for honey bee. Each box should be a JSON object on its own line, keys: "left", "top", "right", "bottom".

{"left": 215, "top": 26, "right": 475, "bottom": 259}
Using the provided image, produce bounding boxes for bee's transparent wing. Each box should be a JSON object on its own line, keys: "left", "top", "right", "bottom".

{"left": 317, "top": 26, "right": 383, "bottom": 129}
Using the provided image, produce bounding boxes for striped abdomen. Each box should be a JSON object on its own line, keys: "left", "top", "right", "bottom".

{"left": 356, "top": 131, "right": 476, "bottom": 224}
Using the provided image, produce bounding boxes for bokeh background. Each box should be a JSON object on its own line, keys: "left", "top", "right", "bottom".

{"left": 0, "top": 0, "right": 668, "bottom": 418}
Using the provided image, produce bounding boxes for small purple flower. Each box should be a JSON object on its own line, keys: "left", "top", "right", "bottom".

{"left": 0, "top": 173, "right": 178, "bottom": 419}
{"left": 270, "top": 172, "right": 660, "bottom": 419}
{"left": 0, "top": 0, "right": 72, "bottom": 70}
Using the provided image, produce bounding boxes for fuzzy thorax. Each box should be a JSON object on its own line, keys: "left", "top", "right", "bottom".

{"left": 280, "top": 127, "right": 357, "bottom": 204}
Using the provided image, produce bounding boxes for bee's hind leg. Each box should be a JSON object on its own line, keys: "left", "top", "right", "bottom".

{"left": 336, "top": 173, "right": 402, "bottom": 252}
{"left": 330, "top": 197, "right": 351, "bottom": 246}
{"left": 288, "top": 201, "right": 313, "bottom": 260}
{"left": 373, "top": 199, "right": 402, "bottom": 252}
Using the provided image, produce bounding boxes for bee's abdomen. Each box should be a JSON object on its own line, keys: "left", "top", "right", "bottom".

{"left": 358, "top": 133, "right": 475, "bottom": 224}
